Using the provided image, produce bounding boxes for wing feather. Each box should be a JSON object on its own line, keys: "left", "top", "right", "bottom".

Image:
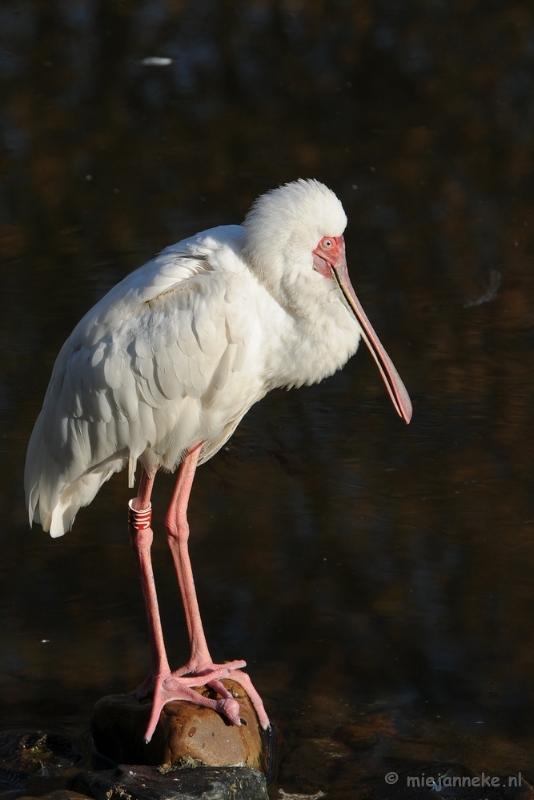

{"left": 154, "top": 346, "right": 179, "bottom": 400}
{"left": 202, "top": 344, "right": 234, "bottom": 408}
{"left": 24, "top": 225, "right": 264, "bottom": 537}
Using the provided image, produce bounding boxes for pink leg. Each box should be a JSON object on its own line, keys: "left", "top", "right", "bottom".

{"left": 165, "top": 444, "right": 269, "bottom": 729}
{"left": 129, "top": 448, "right": 270, "bottom": 743}
{"left": 128, "top": 469, "right": 169, "bottom": 688}
{"left": 129, "top": 466, "right": 245, "bottom": 741}
{"left": 164, "top": 443, "right": 225, "bottom": 671}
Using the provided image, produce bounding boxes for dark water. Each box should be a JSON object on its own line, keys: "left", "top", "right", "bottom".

{"left": 1, "top": 1, "right": 534, "bottom": 797}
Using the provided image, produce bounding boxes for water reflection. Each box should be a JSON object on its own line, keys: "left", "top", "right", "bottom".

{"left": 1, "top": 0, "right": 534, "bottom": 796}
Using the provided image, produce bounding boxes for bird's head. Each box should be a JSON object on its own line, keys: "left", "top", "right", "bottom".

{"left": 242, "top": 179, "right": 347, "bottom": 299}
{"left": 242, "top": 179, "right": 412, "bottom": 424}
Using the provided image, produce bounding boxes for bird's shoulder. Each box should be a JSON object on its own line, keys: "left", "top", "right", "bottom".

{"left": 51, "top": 225, "right": 249, "bottom": 356}
{"left": 82, "top": 225, "right": 246, "bottom": 335}
{"left": 42, "top": 225, "right": 261, "bottom": 426}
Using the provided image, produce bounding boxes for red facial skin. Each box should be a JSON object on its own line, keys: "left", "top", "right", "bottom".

{"left": 312, "top": 235, "right": 346, "bottom": 277}
{"left": 312, "top": 235, "right": 412, "bottom": 424}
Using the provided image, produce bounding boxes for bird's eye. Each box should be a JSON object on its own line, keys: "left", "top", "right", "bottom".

{"left": 323, "top": 238, "right": 333, "bottom": 248}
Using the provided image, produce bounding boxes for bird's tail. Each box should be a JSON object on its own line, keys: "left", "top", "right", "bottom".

{"left": 25, "top": 412, "right": 124, "bottom": 538}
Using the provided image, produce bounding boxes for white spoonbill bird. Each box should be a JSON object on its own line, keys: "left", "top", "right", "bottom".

{"left": 25, "top": 179, "right": 412, "bottom": 742}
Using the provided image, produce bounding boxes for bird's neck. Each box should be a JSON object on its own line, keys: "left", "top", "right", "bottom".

{"left": 253, "top": 276, "right": 361, "bottom": 390}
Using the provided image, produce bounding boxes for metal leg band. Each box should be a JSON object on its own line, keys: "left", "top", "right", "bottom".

{"left": 128, "top": 499, "right": 152, "bottom": 530}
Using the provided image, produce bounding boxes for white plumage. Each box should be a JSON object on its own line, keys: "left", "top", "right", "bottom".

{"left": 25, "top": 181, "right": 367, "bottom": 537}
{"left": 24, "top": 179, "right": 411, "bottom": 739}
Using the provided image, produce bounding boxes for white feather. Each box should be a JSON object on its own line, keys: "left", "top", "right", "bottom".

{"left": 25, "top": 180, "right": 362, "bottom": 537}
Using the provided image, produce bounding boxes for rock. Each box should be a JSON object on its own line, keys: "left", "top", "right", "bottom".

{"left": 68, "top": 764, "right": 268, "bottom": 800}
{"left": 0, "top": 729, "right": 82, "bottom": 778}
{"left": 332, "top": 723, "right": 379, "bottom": 751}
{"left": 0, "top": 729, "right": 84, "bottom": 795}
{"left": 91, "top": 681, "right": 266, "bottom": 772}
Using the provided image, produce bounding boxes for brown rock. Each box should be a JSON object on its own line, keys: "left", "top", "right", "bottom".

{"left": 333, "top": 722, "right": 380, "bottom": 751}
{"left": 91, "top": 680, "right": 265, "bottom": 771}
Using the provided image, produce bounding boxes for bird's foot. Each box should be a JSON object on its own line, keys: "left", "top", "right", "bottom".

{"left": 141, "top": 660, "right": 270, "bottom": 743}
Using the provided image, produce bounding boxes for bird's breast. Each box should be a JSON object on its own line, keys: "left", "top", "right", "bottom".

{"left": 260, "top": 295, "right": 361, "bottom": 390}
